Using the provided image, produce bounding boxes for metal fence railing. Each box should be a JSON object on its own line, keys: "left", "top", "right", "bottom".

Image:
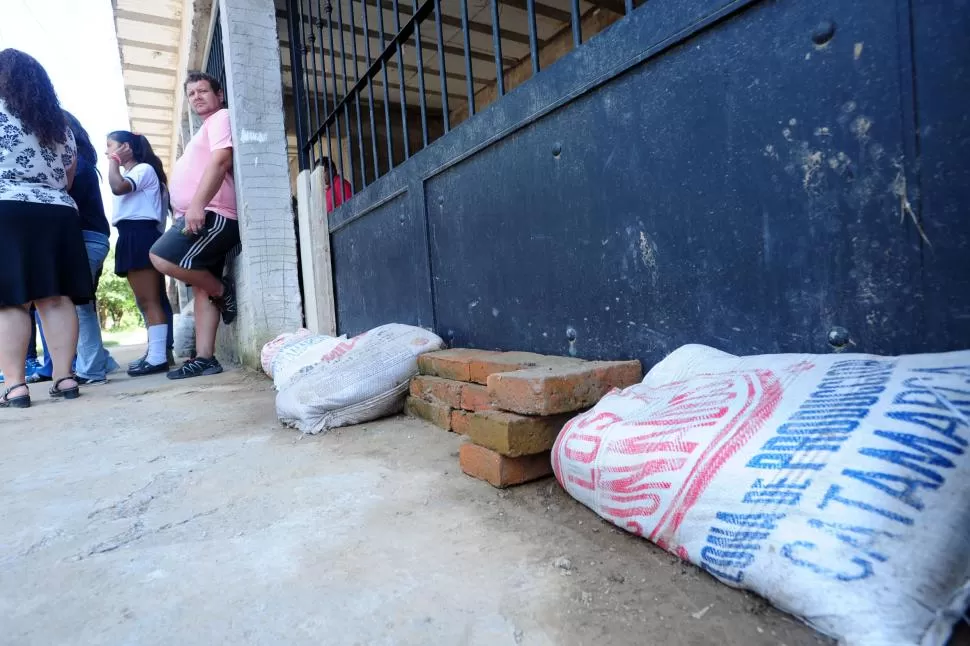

{"left": 286, "top": 0, "right": 638, "bottom": 206}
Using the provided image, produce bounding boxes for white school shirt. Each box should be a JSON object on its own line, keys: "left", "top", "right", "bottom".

{"left": 112, "top": 162, "right": 163, "bottom": 225}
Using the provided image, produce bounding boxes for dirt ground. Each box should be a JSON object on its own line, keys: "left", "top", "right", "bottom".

{"left": 0, "top": 346, "right": 963, "bottom": 645}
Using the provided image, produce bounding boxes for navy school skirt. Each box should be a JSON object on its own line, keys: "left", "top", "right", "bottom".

{"left": 115, "top": 220, "right": 163, "bottom": 277}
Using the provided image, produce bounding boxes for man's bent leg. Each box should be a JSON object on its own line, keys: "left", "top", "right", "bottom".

{"left": 150, "top": 253, "right": 224, "bottom": 297}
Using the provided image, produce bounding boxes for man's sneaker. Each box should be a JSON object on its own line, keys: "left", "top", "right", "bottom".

{"left": 26, "top": 372, "right": 52, "bottom": 384}
{"left": 76, "top": 376, "right": 109, "bottom": 386}
{"left": 166, "top": 356, "right": 223, "bottom": 380}
{"left": 210, "top": 276, "right": 237, "bottom": 325}
{"left": 128, "top": 359, "right": 169, "bottom": 378}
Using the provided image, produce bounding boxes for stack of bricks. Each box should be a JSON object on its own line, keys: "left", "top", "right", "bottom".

{"left": 406, "top": 349, "right": 642, "bottom": 488}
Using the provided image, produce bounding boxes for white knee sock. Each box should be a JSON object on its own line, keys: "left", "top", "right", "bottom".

{"left": 147, "top": 325, "right": 168, "bottom": 365}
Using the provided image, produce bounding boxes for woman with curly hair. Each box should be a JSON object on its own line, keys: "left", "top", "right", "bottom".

{"left": 0, "top": 49, "right": 93, "bottom": 408}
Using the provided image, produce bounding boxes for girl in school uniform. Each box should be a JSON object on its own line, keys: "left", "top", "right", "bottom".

{"left": 106, "top": 131, "right": 173, "bottom": 377}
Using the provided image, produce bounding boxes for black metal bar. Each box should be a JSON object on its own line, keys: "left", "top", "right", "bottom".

{"left": 287, "top": 0, "right": 310, "bottom": 169}
{"left": 280, "top": 7, "right": 515, "bottom": 66}
{"left": 305, "top": 0, "right": 441, "bottom": 153}
{"left": 325, "top": 1, "right": 344, "bottom": 188}
{"left": 360, "top": 0, "right": 380, "bottom": 178}
{"left": 315, "top": 0, "right": 337, "bottom": 179}
{"left": 392, "top": 0, "right": 410, "bottom": 159}
{"left": 347, "top": 0, "right": 368, "bottom": 186}
{"left": 375, "top": 0, "right": 395, "bottom": 168}
{"left": 412, "top": 0, "right": 429, "bottom": 146}
{"left": 306, "top": 0, "right": 325, "bottom": 166}
{"left": 336, "top": 0, "right": 356, "bottom": 192}
{"left": 526, "top": 0, "right": 540, "bottom": 76}
{"left": 433, "top": 0, "right": 450, "bottom": 132}
{"left": 624, "top": 0, "right": 633, "bottom": 14}
{"left": 459, "top": 0, "right": 474, "bottom": 116}
{"left": 282, "top": 41, "right": 466, "bottom": 83}
{"left": 570, "top": 0, "right": 582, "bottom": 47}
{"left": 490, "top": 0, "right": 505, "bottom": 97}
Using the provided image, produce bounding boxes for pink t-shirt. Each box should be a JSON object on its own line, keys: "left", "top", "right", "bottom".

{"left": 169, "top": 108, "right": 237, "bottom": 220}
{"left": 326, "top": 177, "right": 352, "bottom": 213}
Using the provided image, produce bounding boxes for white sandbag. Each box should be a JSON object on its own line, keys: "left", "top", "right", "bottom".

{"left": 260, "top": 328, "right": 312, "bottom": 377}
{"left": 553, "top": 344, "right": 970, "bottom": 646}
{"left": 271, "top": 333, "right": 346, "bottom": 390}
{"left": 173, "top": 299, "right": 195, "bottom": 359}
{"left": 276, "top": 323, "right": 445, "bottom": 434}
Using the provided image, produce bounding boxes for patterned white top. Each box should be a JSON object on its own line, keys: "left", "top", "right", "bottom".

{"left": 0, "top": 99, "right": 77, "bottom": 208}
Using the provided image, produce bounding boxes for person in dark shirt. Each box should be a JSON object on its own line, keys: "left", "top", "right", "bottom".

{"left": 30, "top": 112, "right": 119, "bottom": 385}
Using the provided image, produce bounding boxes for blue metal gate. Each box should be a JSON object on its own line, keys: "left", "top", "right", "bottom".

{"left": 288, "top": 0, "right": 970, "bottom": 367}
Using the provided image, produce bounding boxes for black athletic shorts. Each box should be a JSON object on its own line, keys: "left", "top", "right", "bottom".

{"left": 151, "top": 211, "right": 240, "bottom": 278}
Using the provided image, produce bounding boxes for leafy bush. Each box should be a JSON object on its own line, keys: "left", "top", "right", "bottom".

{"left": 96, "top": 250, "right": 142, "bottom": 330}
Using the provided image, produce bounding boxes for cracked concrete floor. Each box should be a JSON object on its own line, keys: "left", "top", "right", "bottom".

{"left": 0, "top": 346, "right": 841, "bottom": 645}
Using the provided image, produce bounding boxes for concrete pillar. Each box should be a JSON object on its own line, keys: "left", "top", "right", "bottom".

{"left": 216, "top": 0, "right": 303, "bottom": 365}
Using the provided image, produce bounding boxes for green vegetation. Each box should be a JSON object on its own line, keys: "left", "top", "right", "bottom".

{"left": 96, "top": 250, "right": 142, "bottom": 330}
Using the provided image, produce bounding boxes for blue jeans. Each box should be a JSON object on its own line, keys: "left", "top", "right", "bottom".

{"left": 36, "top": 231, "right": 119, "bottom": 380}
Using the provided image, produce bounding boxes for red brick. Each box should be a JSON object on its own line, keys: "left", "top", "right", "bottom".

{"left": 451, "top": 410, "right": 472, "bottom": 436}
{"left": 459, "top": 443, "right": 553, "bottom": 488}
{"left": 465, "top": 410, "right": 572, "bottom": 457}
{"left": 409, "top": 375, "right": 463, "bottom": 408}
{"left": 417, "top": 349, "right": 502, "bottom": 382}
{"left": 405, "top": 396, "right": 452, "bottom": 431}
{"left": 466, "top": 351, "right": 585, "bottom": 385}
{"left": 488, "top": 360, "right": 642, "bottom": 415}
{"left": 459, "top": 383, "right": 495, "bottom": 411}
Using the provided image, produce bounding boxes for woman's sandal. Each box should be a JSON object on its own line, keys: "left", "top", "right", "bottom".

{"left": 0, "top": 383, "right": 31, "bottom": 409}
{"left": 49, "top": 376, "right": 80, "bottom": 400}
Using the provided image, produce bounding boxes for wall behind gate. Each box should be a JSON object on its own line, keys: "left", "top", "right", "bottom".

{"left": 325, "top": 0, "right": 970, "bottom": 368}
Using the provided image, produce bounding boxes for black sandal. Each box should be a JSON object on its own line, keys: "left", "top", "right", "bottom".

{"left": 49, "top": 376, "right": 80, "bottom": 400}
{"left": 0, "top": 383, "right": 31, "bottom": 409}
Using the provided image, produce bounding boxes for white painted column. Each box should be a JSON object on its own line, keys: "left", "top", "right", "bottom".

{"left": 216, "top": 0, "right": 303, "bottom": 365}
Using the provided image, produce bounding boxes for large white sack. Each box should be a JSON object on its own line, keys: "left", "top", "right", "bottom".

{"left": 276, "top": 323, "right": 445, "bottom": 434}
{"left": 260, "top": 328, "right": 312, "bottom": 377}
{"left": 271, "top": 333, "right": 347, "bottom": 390}
{"left": 553, "top": 344, "right": 970, "bottom": 646}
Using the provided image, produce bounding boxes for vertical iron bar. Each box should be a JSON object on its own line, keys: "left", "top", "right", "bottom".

{"left": 433, "top": 0, "right": 450, "bottom": 132}
{"left": 624, "top": 0, "right": 633, "bottom": 14}
{"left": 347, "top": 0, "right": 367, "bottom": 187}
{"left": 315, "top": 0, "right": 336, "bottom": 182}
{"left": 526, "top": 0, "right": 539, "bottom": 75}
{"left": 360, "top": 0, "right": 380, "bottom": 179}
{"left": 287, "top": 0, "right": 309, "bottom": 169}
{"left": 392, "top": 0, "right": 410, "bottom": 159}
{"left": 375, "top": 0, "right": 394, "bottom": 168}
{"left": 306, "top": 0, "right": 324, "bottom": 166}
{"left": 412, "top": 0, "right": 429, "bottom": 147}
{"left": 325, "top": 1, "right": 344, "bottom": 189}
{"left": 336, "top": 0, "right": 356, "bottom": 192}
{"left": 489, "top": 0, "right": 505, "bottom": 96}
{"left": 570, "top": 0, "right": 581, "bottom": 48}
{"left": 459, "top": 0, "right": 474, "bottom": 116}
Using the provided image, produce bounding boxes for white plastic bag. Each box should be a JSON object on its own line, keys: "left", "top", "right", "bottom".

{"left": 271, "top": 333, "right": 347, "bottom": 390}
{"left": 553, "top": 344, "right": 970, "bottom": 646}
{"left": 260, "top": 328, "right": 312, "bottom": 377}
{"left": 276, "top": 323, "right": 444, "bottom": 434}
{"left": 173, "top": 299, "right": 195, "bottom": 359}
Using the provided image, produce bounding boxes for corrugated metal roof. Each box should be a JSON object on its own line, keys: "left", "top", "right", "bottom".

{"left": 111, "top": 0, "right": 184, "bottom": 169}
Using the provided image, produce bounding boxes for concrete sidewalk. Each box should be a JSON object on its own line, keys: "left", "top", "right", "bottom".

{"left": 0, "top": 346, "right": 830, "bottom": 645}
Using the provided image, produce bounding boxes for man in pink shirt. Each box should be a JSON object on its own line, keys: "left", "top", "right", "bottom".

{"left": 150, "top": 71, "right": 239, "bottom": 380}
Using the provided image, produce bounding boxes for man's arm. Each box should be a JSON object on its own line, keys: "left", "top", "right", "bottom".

{"left": 184, "top": 147, "right": 233, "bottom": 233}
